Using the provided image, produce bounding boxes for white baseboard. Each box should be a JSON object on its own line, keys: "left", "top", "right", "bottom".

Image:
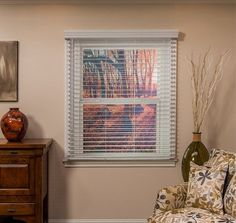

{"left": 49, "top": 219, "right": 146, "bottom": 223}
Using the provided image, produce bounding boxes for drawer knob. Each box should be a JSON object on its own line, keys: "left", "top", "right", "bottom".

{"left": 7, "top": 208, "right": 16, "bottom": 213}
{"left": 10, "top": 151, "right": 18, "bottom": 155}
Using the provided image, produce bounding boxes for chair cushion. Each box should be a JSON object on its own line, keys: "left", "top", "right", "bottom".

{"left": 185, "top": 162, "right": 228, "bottom": 214}
{"left": 150, "top": 207, "right": 236, "bottom": 223}
{"left": 224, "top": 173, "right": 236, "bottom": 218}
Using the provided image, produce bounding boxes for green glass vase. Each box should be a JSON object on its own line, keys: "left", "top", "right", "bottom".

{"left": 182, "top": 132, "right": 209, "bottom": 182}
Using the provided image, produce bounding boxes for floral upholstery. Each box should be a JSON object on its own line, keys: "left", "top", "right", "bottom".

{"left": 224, "top": 173, "right": 236, "bottom": 218}
{"left": 148, "top": 207, "right": 236, "bottom": 223}
{"left": 148, "top": 148, "right": 236, "bottom": 223}
{"left": 186, "top": 162, "right": 228, "bottom": 214}
{"left": 152, "top": 183, "right": 188, "bottom": 215}
{"left": 206, "top": 148, "right": 236, "bottom": 185}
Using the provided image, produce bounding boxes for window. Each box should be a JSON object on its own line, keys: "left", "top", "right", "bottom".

{"left": 65, "top": 30, "right": 178, "bottom": 166}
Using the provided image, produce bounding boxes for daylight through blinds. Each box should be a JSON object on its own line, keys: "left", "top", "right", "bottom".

{"left": 65, "top": 33, "right": 177, "bottom": 161}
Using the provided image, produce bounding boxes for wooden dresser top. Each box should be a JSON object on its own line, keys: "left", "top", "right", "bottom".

{"left": 0, "top": 138, "right": 53, "bottom": 150}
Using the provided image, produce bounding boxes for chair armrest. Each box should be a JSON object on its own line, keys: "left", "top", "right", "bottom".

{"left": 152, "top": 183, "right": 188, "bottom": 215}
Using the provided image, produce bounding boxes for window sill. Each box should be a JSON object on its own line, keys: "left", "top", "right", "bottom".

{"left": 63, "top": 158, "right": 178, "bottom": 167}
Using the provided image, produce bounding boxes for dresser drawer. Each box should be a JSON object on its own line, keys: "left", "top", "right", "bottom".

{"left": 0, "top": 203, "right": 35, "bottom": 215}
{"left": 0, "top": 157, "right": 35, "bottom": 195}
{"left": 0, "top": 150, "right": 36, "bottom": 156}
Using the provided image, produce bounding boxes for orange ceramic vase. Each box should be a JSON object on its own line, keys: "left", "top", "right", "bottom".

{"left": 1, "top": 108, "right": 28, "bottom": 142}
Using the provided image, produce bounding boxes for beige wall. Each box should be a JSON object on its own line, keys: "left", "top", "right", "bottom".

{"left": 0, "top": 3, "right": 235, "bottom": 220}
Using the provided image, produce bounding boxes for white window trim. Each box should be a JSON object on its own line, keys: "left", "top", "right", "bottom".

{"left": 63, "top": 160, "right": 177, "bottom": 168}
{"left": 64, "top": 29, "right": 179, "bottom": 167}
{"left": 64, "top": 29, "right": 179, "bottom": 39}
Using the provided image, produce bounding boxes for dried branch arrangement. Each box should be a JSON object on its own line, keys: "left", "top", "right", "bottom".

{"left": 188, "top": 49, "right": 230, "bottom": 133}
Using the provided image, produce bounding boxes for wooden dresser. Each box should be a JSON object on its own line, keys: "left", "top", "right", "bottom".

{"left": 0, "top": 139, "right": 52, "bottom": 223}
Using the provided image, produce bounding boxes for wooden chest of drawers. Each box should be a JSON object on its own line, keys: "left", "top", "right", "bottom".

{"left": 0, "top": 139, "right": 52, "bottom": 223}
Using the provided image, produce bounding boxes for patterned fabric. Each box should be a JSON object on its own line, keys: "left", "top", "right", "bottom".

{"left": 148, "top": 207, "right": 236, "bottom": 223}
{"left": 206, "top": 148, "right": 236, "bottom": 184}
{"left": 148, "top": 149, "right": 236, "bottom": 223}
{"left": 224, "top": 173, "right": 236, "bottom": 218}
{"left": 185, "top": 162, "right": 228, "bottom": 214}
{"left": 152, "top": 183, "right": 188, "bottom": 215}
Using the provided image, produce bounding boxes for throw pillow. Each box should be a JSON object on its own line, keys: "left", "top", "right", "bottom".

{"left": 185, "top": 161, "right": 228, "bottom": 214}
{"left": 206, "top": 148, "right": 236, "bottom": 184}
{"left": 224, "top": 173, "right": 236, "bottom": 217}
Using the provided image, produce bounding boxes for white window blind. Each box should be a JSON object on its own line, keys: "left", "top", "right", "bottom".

{"left": 65, "top": 30, "right": 178, "bottom": 166}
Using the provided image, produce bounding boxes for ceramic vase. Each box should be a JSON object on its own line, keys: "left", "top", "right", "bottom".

{"left": 181, "top": 132, "right": 209, "bottom": 182}
{"left": 1, "top": 108, "right": 28, "bottom": 142}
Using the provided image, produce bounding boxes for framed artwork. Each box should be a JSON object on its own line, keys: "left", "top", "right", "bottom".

{"left": 0, "top": 41, "right": 18, "bottom": 102}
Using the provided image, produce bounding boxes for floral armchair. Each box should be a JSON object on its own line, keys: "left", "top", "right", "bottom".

{"left": 148, "top": 149, "right": 236, "bottom": 223}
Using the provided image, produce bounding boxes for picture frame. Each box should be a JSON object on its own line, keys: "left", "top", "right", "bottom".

{"left": 0, "top": 41, "right": 18, "bottom": 102}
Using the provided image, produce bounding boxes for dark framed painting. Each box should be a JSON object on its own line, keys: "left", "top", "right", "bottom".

{"left": 0, "top": 41, "right": 18, "bottom": 102}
